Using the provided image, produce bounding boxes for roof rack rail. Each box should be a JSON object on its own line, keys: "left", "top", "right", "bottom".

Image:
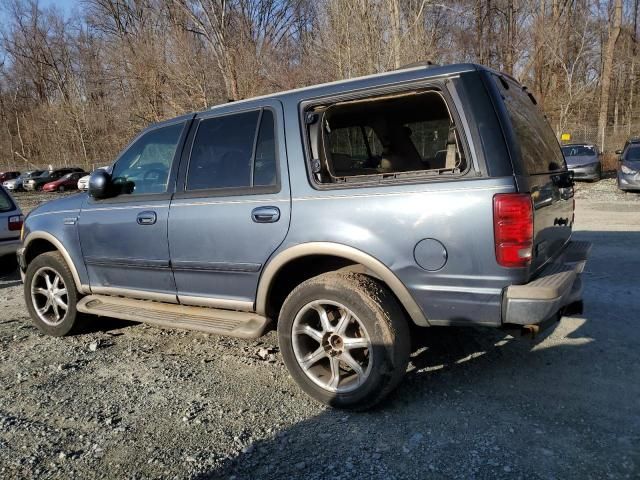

{"left": 396, "top": 60, "right": 438, "bottom": 70}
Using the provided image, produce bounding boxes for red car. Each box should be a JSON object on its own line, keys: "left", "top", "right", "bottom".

{"left": 43, "top": 172, "right": 87, "bottom": 192}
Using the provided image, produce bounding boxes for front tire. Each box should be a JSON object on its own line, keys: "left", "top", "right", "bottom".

{"left": 58, "top": 185, "right": 65, "bottom": 192}
{"left": 278, "top": 272, "right": 410, "bottom": 410}
{"left": 24, "top": 251, "right": 80, "bottom": 336}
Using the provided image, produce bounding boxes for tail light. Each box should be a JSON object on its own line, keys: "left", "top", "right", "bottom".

{"left": 493, "top": 194, "right": 533, "bottom": 268}
{"left": 8, "top": 214, "right": 23, "bottom": 231}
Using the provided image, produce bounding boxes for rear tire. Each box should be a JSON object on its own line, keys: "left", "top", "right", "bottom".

{"left": 278, "top": 272, "right": 410, "bottom": 410}
{"left": 24, "top": 251, "right": 80, "bottom": 336}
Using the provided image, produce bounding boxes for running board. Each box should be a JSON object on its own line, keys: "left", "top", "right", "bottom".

{"left": 76, "top": 295, "right": 270, "bottom": 339}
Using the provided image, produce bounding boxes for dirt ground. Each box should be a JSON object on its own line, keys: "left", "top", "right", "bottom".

{"left": 0, "top": 182, "right": 639, "bottom": 479}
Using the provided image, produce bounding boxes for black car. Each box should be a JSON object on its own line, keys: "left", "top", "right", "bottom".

{"left": 23, "top": 168, "right": 84, "bottom": 191}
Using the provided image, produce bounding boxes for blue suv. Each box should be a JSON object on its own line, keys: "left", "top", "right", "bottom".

{"left": 18, "top": 64, "right": 590, "bottom": 409}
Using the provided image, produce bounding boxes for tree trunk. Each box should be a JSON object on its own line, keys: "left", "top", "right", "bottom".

{"left": 598, "top": 0, "right": 623, "bottom": 152}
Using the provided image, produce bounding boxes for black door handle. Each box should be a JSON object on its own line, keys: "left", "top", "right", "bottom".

{"left": 251, "top": 206, "right": 280, "bottom": 223}
{"left": 137, "top": 211, "right": 157, "bottom": 225}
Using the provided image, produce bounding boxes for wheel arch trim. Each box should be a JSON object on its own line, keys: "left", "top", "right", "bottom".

{"left": 23, "top": 231, "right": 89, "bottom": 294}
{"left": 256, "top": 242, "right": 429, "bottom": 326}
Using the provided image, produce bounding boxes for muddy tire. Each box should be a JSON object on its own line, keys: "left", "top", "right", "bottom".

{"left": 278, "top": 272, "right": 410, "bottom": 410}
{"left": 24, "top": 251, "right": 80, "bottom": 336}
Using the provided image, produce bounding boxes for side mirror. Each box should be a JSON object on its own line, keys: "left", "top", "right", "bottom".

{"left": 88, "top": 170, "right": 112, "bottom": 199}
{"left": 615, "top": 149, "right": 623, "bottom": 155}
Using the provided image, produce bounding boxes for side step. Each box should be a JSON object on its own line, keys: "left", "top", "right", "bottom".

{"left": 76, "top": 295, "right": 270, "bottom": 339}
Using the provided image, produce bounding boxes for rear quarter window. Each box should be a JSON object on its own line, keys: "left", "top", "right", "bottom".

{"left": 494, "top": 75, "right": 566, "bottom": 175}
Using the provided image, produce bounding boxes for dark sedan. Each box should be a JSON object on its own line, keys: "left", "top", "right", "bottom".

{"left": 561, "top": 144, "right": 601, "bottom": 181}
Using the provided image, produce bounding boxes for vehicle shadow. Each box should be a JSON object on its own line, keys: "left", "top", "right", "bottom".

{"left": 0, "top": 267, "right": 21, "bottom": 289}
{"left": 191, "top": 230, "right": 637, "bottom": 479}
{"left": 192, "top": 319, "right": 602, "bottom": 479}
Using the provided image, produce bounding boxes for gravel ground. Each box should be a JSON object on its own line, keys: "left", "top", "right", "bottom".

{"left": 0, "top": 184, "right": 639, "bottom": 479}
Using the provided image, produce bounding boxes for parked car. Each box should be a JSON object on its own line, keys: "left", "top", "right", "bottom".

{"left": 43, "top": 171, "right": 87, "bottom": 192}
{"left": 23, "top": 168, "right": 84, "bottom": 191}
{"left": 3, "top": 170, "right": 45, "bottom": 192}
{"left": 0, "top": 185, "right": 23, "bottom": 273}
{"left": 78, "top": 167, "right": 109, "bottom": 191}
{"left": 0, "top": 171, "right": 20, "bottom": 183}
{"left": 616, "top": 138, "right": 640, "bottom": 192}
{"left": 17, "top": 63, "right": 590, "bottom": 410}
{"left": 561, "top": 143, "right": 601, "bottom": 181}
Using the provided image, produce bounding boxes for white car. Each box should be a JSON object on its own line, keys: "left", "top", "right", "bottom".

{"left": 78, "top": 166, "right": 109, "bottom": 191}
{"left": 77, "top": 174, "right": 90, "bottom": 191}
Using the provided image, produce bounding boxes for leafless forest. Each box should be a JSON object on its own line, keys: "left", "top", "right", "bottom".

{"left": 0, "top": 0, "right": 636, "bottom": 171}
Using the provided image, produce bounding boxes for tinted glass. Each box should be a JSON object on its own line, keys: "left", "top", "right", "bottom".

{"left": 253, "top": 110, "right": 277, "bottom": 187}
{"left": 111, "top": 122, "right": 184, "bottom": 195}
{"left": 187, "top": 110, "right": 260, "bottom": 190}
{"left": 0, "top": 188, "right": 14, "bottom": 212}
{"left": 494, "top": 75, "right": 566, "bottom": 174}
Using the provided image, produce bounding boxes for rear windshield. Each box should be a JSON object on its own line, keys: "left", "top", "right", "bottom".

{"left": 0, "top": 189, "right": 14, "bottom": 212}
{"left": 494, "top": 75, "right": 566, "bottom": 175}
{"left": 562, "top": 145, "right": 596, "bottom": 157}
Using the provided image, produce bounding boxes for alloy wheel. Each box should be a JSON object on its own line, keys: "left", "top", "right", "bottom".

{"left": 30, "top": 267, "right": 69, "bottom": 326}
{"left": 291, "top": 300, "right": 372, "bottom": 393}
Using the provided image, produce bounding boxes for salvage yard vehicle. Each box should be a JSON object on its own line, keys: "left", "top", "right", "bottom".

{"left": 24, "top": 168, "right": 84, "bottom": 191}
{"left": 43, "top": 171, "right": 87, "bottom": 192}
{"left": 616, "top": 138, "right": 640, "bottom": 192}
{"left": 3, "top": 170, "right": 44, "bottom": 192}
{"left": 0, "top": 185, "right": 23, "bottom": 272}
{"left": 0, "top": 171, "right": 20, "bottom": 183}
{"left": 561, "top": 143, "right": 601, "bottom": 181}
{"left": 18, "top": 63, "right": 590, "bottom": 409}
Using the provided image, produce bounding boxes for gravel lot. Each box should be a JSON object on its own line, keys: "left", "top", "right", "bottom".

{"left": 1, "top": 183, "right": 638, "bottom": 479}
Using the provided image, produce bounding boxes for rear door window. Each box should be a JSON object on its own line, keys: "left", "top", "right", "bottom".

{"left": 186, "top": 109, "right": 277, "bottom": 191}
{"left": 494, "top": 75, "right": 566, "bottom": 174}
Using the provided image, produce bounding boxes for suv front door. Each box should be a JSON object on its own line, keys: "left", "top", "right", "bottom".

{"left": 168, "top": 103, "right": 290, "bottom": 311}
{"left": 78, "top": 118, "right": 191, "bottom": 301}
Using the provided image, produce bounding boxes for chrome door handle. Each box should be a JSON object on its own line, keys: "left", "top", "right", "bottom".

{"left": 137, "top": 211, "right": 157, "bottom": 225}
{"left": 251, "top": 206, "right": 280, "bottom": 223}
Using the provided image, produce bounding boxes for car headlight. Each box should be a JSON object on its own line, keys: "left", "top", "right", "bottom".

{"left": 621, "top": 164, "right": 638, "bottom": 175}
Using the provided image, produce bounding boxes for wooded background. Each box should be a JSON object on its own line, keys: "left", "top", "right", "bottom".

{"left": 0, "top": 0, "right": 634, "bottom": 171}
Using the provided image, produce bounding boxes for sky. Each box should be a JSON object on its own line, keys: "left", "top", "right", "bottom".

{"left": 39, "top": 0, "right": 76, "bottom": 13}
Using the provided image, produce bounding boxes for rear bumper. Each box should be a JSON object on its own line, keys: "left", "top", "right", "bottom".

{"left": 0, "top": 237, "right": 21, "bottom": 257}
{"left": 503, "top": 241, "right": 591, "bottom": 326}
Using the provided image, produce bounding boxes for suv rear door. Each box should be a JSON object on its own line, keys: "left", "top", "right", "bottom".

{"left": 168, "top": 101, "right": 290, "bottom": 311}
{"left": 490, "top": 74, "right": 574, "bottom": 275}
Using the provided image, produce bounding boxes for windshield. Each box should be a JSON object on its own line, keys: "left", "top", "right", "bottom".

{"left": 562, "top": 145, "right": 595, "bottom": 157}
{"left": 624, "top": 146, "right": 640, "bottom": 161}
